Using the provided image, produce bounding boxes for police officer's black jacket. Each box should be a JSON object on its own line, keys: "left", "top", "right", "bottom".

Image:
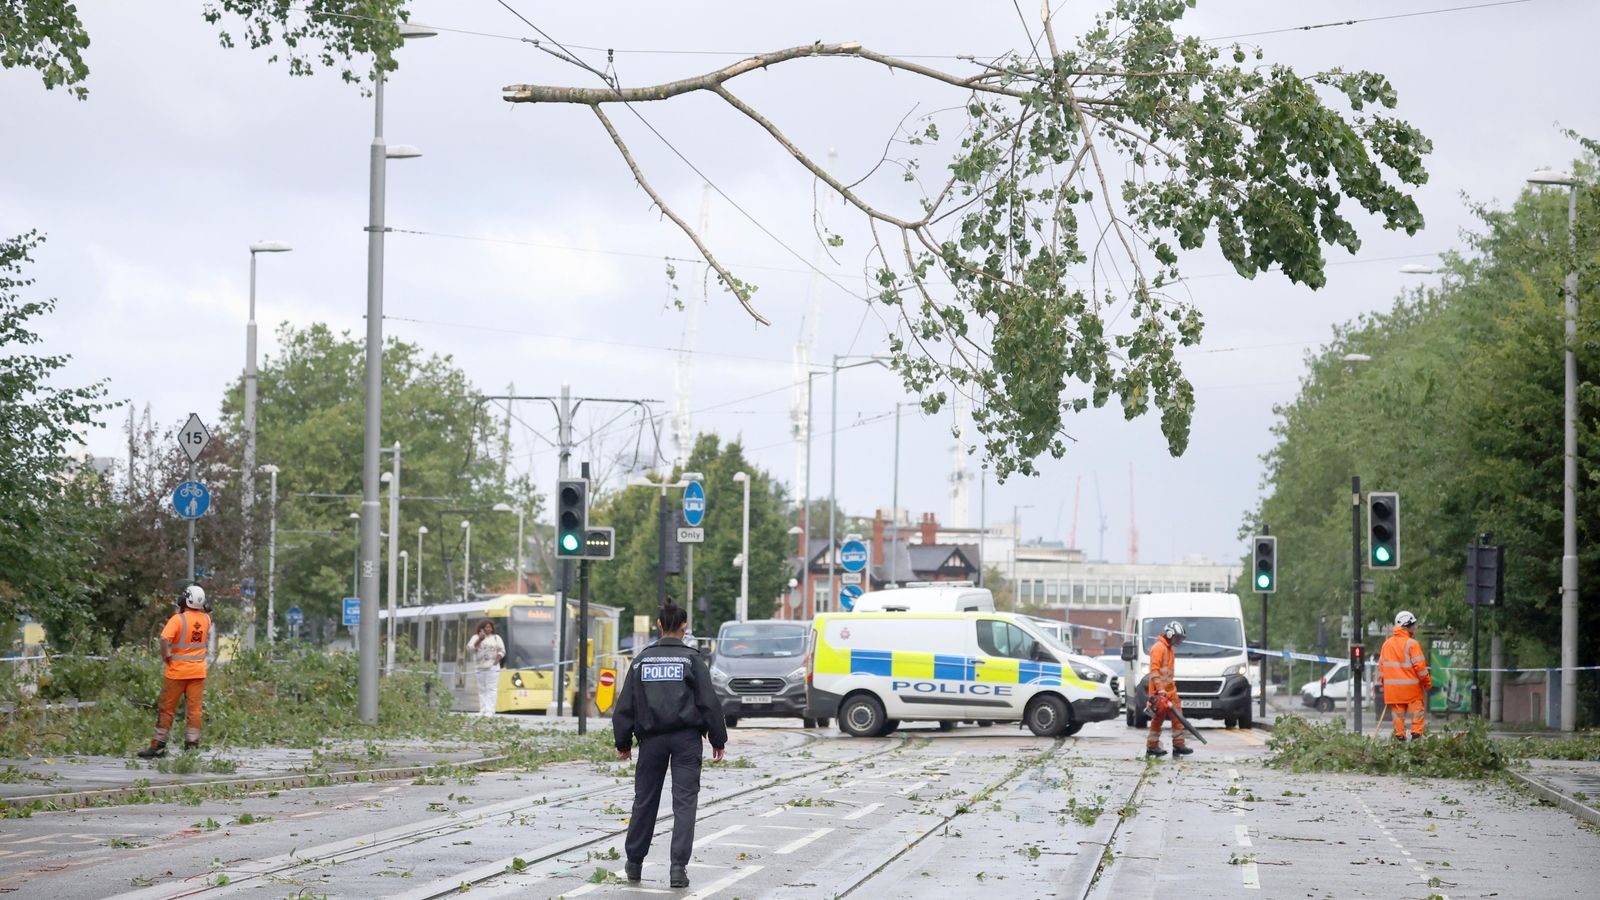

{"left": 613, "top": 638, "right": 728, "bottom": 752}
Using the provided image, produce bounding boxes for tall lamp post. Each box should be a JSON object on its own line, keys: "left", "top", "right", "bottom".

{"left": 828, "top": 354, "right": 890, "bottom": 614}
{"left": 732, "top": 472, "right": 751, "bottom": 621}
{"left": 415, "top": 525, "right": 428, "bottom": 605}
{"left": 391, "top": 549, "right": 407, "bottom": 674}
{"left": 260, "top": 464, "right": 280, "bottom": 644}
{"left": 1011, "top": 504, "right": 1034, "bottom": 605}
{"left": 242, "top": 240, "right": 291, "bottom": 650}
{"left": 493, "top": 502, "right": 524, "bottom": 593}
{"left": 1528, "top": 167, "right": 1583, "bottom": 733}
{"left": 358, "top": 21, "right": 436, "bottom": 726}
{"left": 460, "top": 519, "right": 472, "bottom": 602}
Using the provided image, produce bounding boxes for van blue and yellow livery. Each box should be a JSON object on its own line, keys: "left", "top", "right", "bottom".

{"left": 805, "top": 612, "right": 1121, "bottom": 737}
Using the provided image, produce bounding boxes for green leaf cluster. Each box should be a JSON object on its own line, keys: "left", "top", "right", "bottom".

{"left": 1242, "top": 149, "right": 1597, "bottom": 720}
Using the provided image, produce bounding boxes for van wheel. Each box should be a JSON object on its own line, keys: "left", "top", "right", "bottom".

{"left": 1134, "top": 707, "right": 1150, "bottom": 729}
{"left": 1064, "top": 721, "right": 1084, "bottom": 737}
{"left": 1316, "top": 697, "right": 1334, "bottom": 713}
{"left": 802, "top": 717, "right": 817, "bottom": 729}
{"left": 724, "top": 715, "right": 739, "bottom": 729}
{"left": 839, "top": 695, "right": 887, "bottom": 738}
{"left": 977, "top": 720, "right": 995, "bottom": 728}
{"left": 817, "top": 717, "right": 829, "bottom": 729}
{"left": 882, "top": 719, "right": 901, "bottom": 735}
{"left": 1025, "top": 695, "right": 1070, "bottom": 737}
{"left": 1240, "top": 708, "right": 1253, "bottom": 730}
{"left": 1223, "top": 717, "right": 1237, "bottom": 729}
{"left": 937, "top": 720, "right": 957, "bottom": 732}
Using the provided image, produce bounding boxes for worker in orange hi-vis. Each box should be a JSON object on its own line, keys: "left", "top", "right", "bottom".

{"left": 1146, "top": 621, "right": 1193, "bottom": 758}
{"left": 137, "top": 586, "right": 213, "bottom": 759}
{"left": 1378, "top": 610, "right": 1432, "bottom": 741}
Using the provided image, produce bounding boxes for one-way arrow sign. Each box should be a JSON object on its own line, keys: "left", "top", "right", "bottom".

{"left": 178, "top": 413, "right": 211, "bottom": 462}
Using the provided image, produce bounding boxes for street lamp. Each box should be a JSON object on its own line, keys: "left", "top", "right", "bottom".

{"left": 1398, "top": 264, "right": 1437, "bottom": 275}
{"left": 242, "top": 240, "right": 291, "bottom": 651}
{"left": 829, "top": 354, "right": 891, "bottom": 615}
{"left": 493, "top": 502, "right": 525, "bottom": 593}
{"left": 358, "top": 21, "right": 435, "bottom": 725}
{"left": 393, "top": 549, "right": 408, "bottom": 673}
{"left": 415, "top": 525, "right": 428, "bottom": 605}
{"left": 259, "top": 464, "right": 280, "bottom": 644}
{"left": 460, "top": 519, "right": 472, "bottom": 602}
{"left": 1527, "top": 167, "right": 1582, "bottom": 732}
{"left": 732, "top": 472, "right": 751, "bottom": 622}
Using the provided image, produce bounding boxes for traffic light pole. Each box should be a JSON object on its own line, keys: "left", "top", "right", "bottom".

{"left": 1260, "top": 527, "right": 1268, "bottom": 720}
{"left": 1350, "top": 476, "right": 1363, "bottom": 736}
{"left": 579, "top": 458, "right": 592, "bottom": 736}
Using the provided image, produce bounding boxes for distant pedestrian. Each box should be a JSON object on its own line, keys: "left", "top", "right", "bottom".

{"left": 613, "top": 598, "right": 728, "bottom": 889}
{"left": 137, "top": 586, "right": 212, "bottom": 758}
{"left": 1378, "top": 611, "right": 1431, "bottom": 741}
{"left": 467, "top": 619, "right": 505, "bottom": 716}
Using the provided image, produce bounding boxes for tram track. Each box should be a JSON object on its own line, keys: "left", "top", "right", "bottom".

{"left": 105, "top": 728, "right": 895, "bottom": 900}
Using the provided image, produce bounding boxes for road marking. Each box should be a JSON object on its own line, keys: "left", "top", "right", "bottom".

{"left": 1234, "top": 824, "right": 1252, "bottom": 847}
{"left": 1241, "top": 861, "right": 1260, "bottom": 889}
{"left": 696, "top": 824, "right": 744, "bottom": 846}
{"left": 290, "top": 811, "right": 326, "bottom": 819}
{"left": 1228, "top": 768, "right": 1240, "bottom": 781}
{"left": 381, "top": 786, "right": 401, "bottom": 794}
{"left": 843, "top": 802, "right": 882, "bottom": 821}
{"left": 895, "top": 781, "right": 928, "bottom": 795}
{"left": 758, "top": 805, "right": 786, "bottom": 818}
{"left": 774, "top": 827, "right": 832, "bottom": 855}
{"left": 684, "top": 865, "right": 763, "bottom": 899}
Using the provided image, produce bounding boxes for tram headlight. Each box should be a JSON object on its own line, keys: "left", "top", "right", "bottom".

{"left": 511, "top": 671, "right": 526, "bottom": 689}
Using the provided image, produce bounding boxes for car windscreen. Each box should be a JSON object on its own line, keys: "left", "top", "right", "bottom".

{"left": 1141, "top": 617, "right": 1245, "bottom": 659}
{"left": 714, "top": 623, "right": 807, "bottom": 658}
{"left": 505, "top": 606, "right": 557, "bottom": 670}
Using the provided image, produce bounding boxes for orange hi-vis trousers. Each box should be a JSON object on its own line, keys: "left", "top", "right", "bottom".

{"left": 1387, "top": 698, "right": 1425, "bottom": 738}
{"left": 154, "top": 677, "right": 205, "bottom": 744}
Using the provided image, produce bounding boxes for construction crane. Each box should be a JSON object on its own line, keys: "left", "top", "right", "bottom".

{"left": 1093, "top": 474, "right": 1109, "bottom": 562}
{"left": 1069, "top": 475, "right": 1081, "bottom": 550}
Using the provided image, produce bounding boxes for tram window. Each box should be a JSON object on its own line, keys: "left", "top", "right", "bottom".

{"left": 507, "top": 607, "right": 555, "bottom": 670}
{"left": 442, "top": 620, "right": 459, "bottom": 662}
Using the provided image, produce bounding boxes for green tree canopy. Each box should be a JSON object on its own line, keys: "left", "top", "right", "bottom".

{"left": 218, "top": 324, "right": 538, "bottom": 631}
{"left": 586, "top": 435, "right": 792, "bottom": 633}
{"left": 1242, "top": 150, "right": 1597, "bottom": 717}
{"left": 0, "top": 231, "right": 112, "bottom": 638}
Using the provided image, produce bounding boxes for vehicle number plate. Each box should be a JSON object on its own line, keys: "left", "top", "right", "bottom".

{"left": 1185, "top": 699, "right": 1212, "bottom": 709}
{"left": 740, "top": 695, "right": 773, "bottom": 705}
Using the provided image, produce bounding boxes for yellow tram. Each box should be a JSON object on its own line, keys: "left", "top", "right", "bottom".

{"left": 383, "top": 594, "right": 622, "bottom": 714}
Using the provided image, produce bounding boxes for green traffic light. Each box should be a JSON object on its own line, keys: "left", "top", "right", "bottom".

{"left": 1255, "top": 573, "right": 1272, "bottom": 589}
{"left": 1374, "top": 545, "right": 1392, "bottom": 564}
{"left": 560, "top": 532, "right": 580, "bottom": 553}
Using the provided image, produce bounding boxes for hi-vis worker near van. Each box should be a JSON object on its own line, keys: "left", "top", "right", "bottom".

{"left": 804, "top": 612, "right": 1120, "bottom": 737}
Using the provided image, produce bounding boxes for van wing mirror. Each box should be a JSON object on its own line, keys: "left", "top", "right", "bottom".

{"left": 1120, "top": 640, "right": 1137, "bottom": 662}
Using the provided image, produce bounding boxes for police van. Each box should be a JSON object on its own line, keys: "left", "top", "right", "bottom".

{"left": 848, "top": 583, "right": 994, "bottom": 613}
{"left": 804, "top": 612, "right": 1121, "bottom": 737}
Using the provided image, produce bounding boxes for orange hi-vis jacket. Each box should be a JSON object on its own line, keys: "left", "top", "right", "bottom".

{"left": 1379, "top": 626, "right": 1431, "bottom": 705}
{"left": 161, "top": 609, "right": 211, "bottom": 680}
{"left": 1149, "top": 635, "right": 1178, "bottom": 699}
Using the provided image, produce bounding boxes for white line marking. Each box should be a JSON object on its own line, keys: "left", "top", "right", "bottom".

{"left": 1400, "top": 850, "right": 1411, "bottom": 857}
{"left": 896, "top": 781, "right": 928, "bottom": 795}
{"left": 290, "top": 811, "right": 326, "bottom": 819}
{"left": 684, "top": 865, "right": 763, "bottom": 899}
{"left": 774, "top": 828, "right": 833, "bottom": 855}
{"left": 1234, "top": 825, "right": 1252, "bottom": 847}
{"left": 1241, "top": 861, "right": 1260, "bottom": 889}
{"left": 716, "top": 842, "right": 765, "bottom": 849}
{"left": 696, "top": 824, "right": 744, "bottom": 846}
{"left": 564, "top": 885, "right": 598, "bottom": 897}
{"left": 758, "top": 806, "right": 786, "bottom": 818}
{"left": 843, "top": 802, "right": 882, "bottom": 821}
{"left": 1228, "top": 768, "right": 1240, "bottom": 781}
{"left": 382, "top": 786, "right": 401, "bottom": 794}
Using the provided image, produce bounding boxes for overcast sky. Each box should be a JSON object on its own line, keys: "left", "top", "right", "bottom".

{"left": 5, "top": 0, "right": 1595, "bottom": 566}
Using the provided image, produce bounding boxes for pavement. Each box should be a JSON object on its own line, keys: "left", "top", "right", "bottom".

{"left": 0, "top": 715, "right": 1595, "bottom": 898}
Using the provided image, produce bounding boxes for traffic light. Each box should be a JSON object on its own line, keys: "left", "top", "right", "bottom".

{"left": 1251, "top": 536, "right": 1277, "bottom": 593}
{"left": 1368, "top": 492, "right": 1400, "bottom": 568}
{"left": 556, "top": 478, "right": 588, "bottom": 557}
{"left": 582, "top": 527, "right": 616, "bottom": 561}
{"left": 1465, "top": 540, "right": 1504, "bottom": 607}
{"left": 1351, "top": 643, "right": 1365, "bottom": 677}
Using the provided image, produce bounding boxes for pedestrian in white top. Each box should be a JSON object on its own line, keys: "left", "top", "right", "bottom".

{"left": 467, "top": 619, "right": 506, "bottom": 716}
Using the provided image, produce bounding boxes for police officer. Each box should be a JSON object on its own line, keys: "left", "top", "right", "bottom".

{"left": 613, "top": 598, "right": 728, "bottom": 889}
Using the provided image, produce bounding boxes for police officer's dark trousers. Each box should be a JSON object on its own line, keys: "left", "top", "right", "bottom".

{"left": 625, "top": 728, "right": 702, "bottom": 866}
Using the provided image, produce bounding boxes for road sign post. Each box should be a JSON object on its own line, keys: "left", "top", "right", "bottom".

{"left": 343, "top": 597, "right": 360, "bottom": 629}
{"left": 839, "top": 584, "right": 863, "bottom": 611}
{"left": 286, "top": 606, "right": 304, "bottom": 641}
{"left": 175, "top": 414, "right": 213, "bottom": 586}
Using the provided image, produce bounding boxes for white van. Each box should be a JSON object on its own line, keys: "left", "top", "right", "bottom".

{"left": 849, "top": 584, "right": 994, "bottom": 613}
{"left": 1298, "top": 661, "right": 1377, "bottom": 712}
{"left": 805, "top": 612, "right": 1121, "bottom": 737}
{"left": 1120, "top": 592, "right": 1254, "bottom": 729}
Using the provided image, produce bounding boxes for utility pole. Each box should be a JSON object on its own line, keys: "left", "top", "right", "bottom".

{"left": 890, "top": 402, "right": 900, "bottom": 586}
{"left": 1350, "top": 476, "right": 1363, "bottom": 735}
{"left": 579, "top": 461, "right": 592, "bottom": 735}
{"left": 385, "top": 444, "right": 401, "bottom": 673}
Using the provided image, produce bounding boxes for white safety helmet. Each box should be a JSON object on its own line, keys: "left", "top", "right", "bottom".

{"left": 182, "top": 585, "right": 207, "bottom": 611}
{"left": 1162, "top": 620, "right": 1187, "bottom": 643}
{"left": 1395, "top": 610, "right": 1418, "bottom": 629}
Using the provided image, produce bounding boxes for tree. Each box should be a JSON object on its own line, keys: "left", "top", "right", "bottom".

{"left": 0, "top": 231, "right": 112, "bottom": 637}
{"left": 504, "top": 1, "right": 1429, "bottom": 478}
{"left": 216, "top": 324, "right": 539, "bottom": 630}
{"left": 3, "top": 1, "right": 410, "bottom": 99}
{"left": 586, "top": 435, "right": 791, "bottom": 631}
{"left": 1242, "top": 150, "right": 1597, "bottom": 719}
